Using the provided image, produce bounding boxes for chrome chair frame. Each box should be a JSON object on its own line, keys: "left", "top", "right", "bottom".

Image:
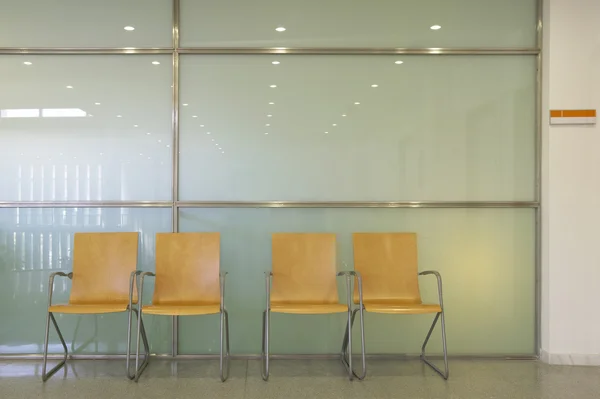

{"left": 260, "top": 270, "right": 366, "bottom": 381}
{"left": 42, "top": 270, "right": 149, "bottom": 382}
{"left": 133, "top": 271, "right": 230, "bottom": 382}
{"left": 418, "top": 270, "right": 449, "bottom": 380}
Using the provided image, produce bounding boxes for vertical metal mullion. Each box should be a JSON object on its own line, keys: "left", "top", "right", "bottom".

{"left": 171, "top": 0, "right": 181, "bottom": 358}
{"left": 534, "top": 0, "right": 544, "bottom": 357}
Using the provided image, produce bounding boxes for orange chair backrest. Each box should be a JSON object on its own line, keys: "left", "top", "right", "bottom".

{"left": 352, "top": 233, "right": 422, "bottom": 305}
{"left": 271, "top": 233, "right": 338, "bottom": 305}
{"left": 153, "top": 232, "right": 220, "bottom": 306}
{"left": 69, "top": 232, "right": 139, "bottom": 305}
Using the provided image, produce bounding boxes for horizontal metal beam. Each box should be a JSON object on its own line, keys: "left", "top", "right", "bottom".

{"left": 0, "top": 201, "right": 172, "bottom": 208}
{"left": 0, "top": 48, "right": 174, "bottom": 55}
{"left": 178, "top": 47, "right": 540, "bottom": 55}
{"left": 0, "top": 47, "right": 540, "bottom": 56}
{"left": 0, "top": 353, "right": 537, "bottom": 361}
{"left": 176, "top": 201, "right": 539, "bottom": 209}
{"left": 0, "top": 201, "right": 539, "bottom": 209}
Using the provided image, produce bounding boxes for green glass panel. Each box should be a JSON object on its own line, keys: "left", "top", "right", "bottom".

{"left": 0, "top": 208, "right": 172, "bottom": 355}
{"left": 178, "top": 208, "right": 535, "bottom": 355}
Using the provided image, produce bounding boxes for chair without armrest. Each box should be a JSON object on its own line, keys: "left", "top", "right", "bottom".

{"left": 261, "top": 233, "right": 366, "bottom": 381}
{"left": 352, "top": 232, "right": 449, "bottom": 379}
{"left": 42, "top": 232, "right": 149, "bottom": 381}
{"left": 133, "top": 232, "right": 230, "bottom": 382}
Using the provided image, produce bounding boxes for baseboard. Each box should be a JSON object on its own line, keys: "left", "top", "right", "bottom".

{"left": 540, "top": 350, "right": 600, "bottom": 366}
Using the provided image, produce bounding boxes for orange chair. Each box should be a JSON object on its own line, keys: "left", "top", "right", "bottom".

{"left": 134, "top": 233, "right": 230, "bottom": 381}
{"left": 351, "top": 233, "right": 449, "bottom": 379}
{"left": 42, "top": 232, "right": 149, "bottom": 381}
{"left": 261, "top": 233, "right": 366, "bottom": 380}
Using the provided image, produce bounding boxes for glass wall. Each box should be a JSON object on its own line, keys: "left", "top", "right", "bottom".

{"left": 0, "top": 0, "right": 539, "bottom": 356}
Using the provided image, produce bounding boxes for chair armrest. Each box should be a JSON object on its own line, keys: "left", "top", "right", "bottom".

{"left": 137, "top": 272, "right": 156, "bottom": 308}
{"left": 219, "top": 272, "right": 228, "bottom": 312}
{"left": 128, "top": 270, "right": 146, "bottom": 309}
{"left": 419, "top": 270, "right": 444, "bottom": 310}
{"left": 47, "top": 271, "right": 73, "bottom": 307}
{"left": 336, "top": 271, "right": 364, "bottom": 310}
{"left": 264, "top": 271, "right": 273, "bottom": 311}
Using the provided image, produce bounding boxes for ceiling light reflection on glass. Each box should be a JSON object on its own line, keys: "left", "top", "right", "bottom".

{"left": 66, "top": 85, "right": 73, "bottom": 89}
{"left": 267, "top": 114, "right": 272, "bottom": 117}
{"left": 354, "top": 102, "right": 360, "bottom": 105}
{"left": 94, "top": 102, "right": 101, "bottom": 105}
{"left": 270, "top": 85, "right": 277, "bottom": 88}
{"left": 183, "top": 103, "right": 188, "bottom": 106}
{"left": 275, "top": 27, "right": 286, "bottom": 32}
{"left": 371, "top": 84, "right": 379, "bottom": 88}
{"left": 395, "top": 60, "right": 404, "bottom": 65}
{"left": 342, "top": 114, "right": 347, "bottom": 117}
{"left": 23, "top": 61, "right": 32, "bottom": 66}
{"left": 192, "top": 115, "right": 198, "bottom": 118}
{"left": 265, "top": 124, "right": 270, "bottom": 127}
{"left": 272, "top": 61, "right": 280, "bottom": 65}
{"left": 124, "top": 26, "right": 135, "bottom": 31}
{"left": 134, "top": 125, "right": 138, "bottom": 128}
{"left": 269, "top": 102, "right": 275, "bottom": 105}
{"left": 117, "top": 115, "right": 122, "bottom": 118}
{"left": 430, "top": 25, "right": 441, "bottom": 30}
{"left": 325, "top": 131, "right": 329, "bottom": 134}
{"left": 332, "top": 124, "right": 337, "bottom": 126}
{"left": 152, "top": 61, "right": 160, "bottom": 65}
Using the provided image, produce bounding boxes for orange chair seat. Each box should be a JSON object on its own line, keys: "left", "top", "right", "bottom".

{"left": 271, "top": 303, "right": 348, "bottom": 314}
{"left": 363, "top": 303, "right": 441, "bottom": 315}
{"left": 141, "top": 304, "right": 221, "bottom": 316}
{"left": 48, "top": 304, "right": 131, "bottom": 314}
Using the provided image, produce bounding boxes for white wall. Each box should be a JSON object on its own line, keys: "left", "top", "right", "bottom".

{"left": 542, "top": 0, "right": 600, "bottom": 365}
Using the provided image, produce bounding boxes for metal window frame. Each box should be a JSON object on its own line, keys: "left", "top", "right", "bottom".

{"left": 0, "top": 0, "right": 544, "bottom": 359}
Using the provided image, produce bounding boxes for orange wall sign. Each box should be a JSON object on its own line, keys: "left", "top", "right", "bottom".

{"left": 550, "top": 109, "right": 596, "bottom": 125}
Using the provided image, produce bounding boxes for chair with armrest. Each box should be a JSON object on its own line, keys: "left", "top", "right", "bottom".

{"left": 42, "top": 232, "right": 149, "bottom": 381}
{"left": 350, "top": 232, "right": 449, "bottom": 379}
{"left": 133, "top": 232, "right": 230, "bottom": 382}
{"left": 261, "top": 233, "right": 366, "bottom": 381}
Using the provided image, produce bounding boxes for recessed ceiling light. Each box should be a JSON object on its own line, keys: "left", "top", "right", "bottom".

{"left": 265, "top": 132, "right": 269, "bottom": 135}
{"left": 430, "top": 25, "right": 441, "bottom": 30}
{"left": 275, "top": 27, "right": 286, "bottom": 32}
{"left": 272, "top": 61, "right": 280, "bottom": 65}
{"left": 139, "top": 153, "right": 143, "bottom": 156}
{"left": 66, "top": 85, "right": 73, "bottom": 89}
{"left": 211, "top": 139, "right": 215, "bottom": 142}
{"left": 183, "top": 103, "right": 188, "bottom": 106}
{"left": 270, "top": 84, "right": 277, "bottom": 88}
{"left": 152, "top": 61, "right": 160, "bottom": 65}
{"left": 94, "top": 102, "right": 101, "bottom": 105}
{"left": 206, "top": 131, "right": 211, "bottom": 135}
{"left": 354, "top": 102, "right": 360, "bottom": 105}
{"left": 342, "top": 114, "right": 347, "bottom": 117}
{"left": 166, "top": 144, "right": 170, "bottom": 147}
{"left": 158, "top": 139, "right": 162, "bottom": 143}
{"left": 325, "top": 131, "right": 329, "bottom": 134}
{"left": 146, "top": 132, "right": 151, "bottom": 135}
{"left": 100, "top": 153, "right": 103, "bottom": 155}
{"left": 266, "top": 124, "right": 270, "bottom": 126}
{"left": 23, "top": 61, "right": 32, "bottom": 65}
{"left": 267, "top": 114, "right": 272, "bottom": 117}
{"left": 200, "top": 125, "right": 205, "bottom": 127}
{"left": 117, "top": 115, "right": 122, "bottom": 118}
{"left": 222, "top": 151, "right": 225, "bottom": 153}
{"left": 269, "top": 102, "right": 275, "bottom": 105}
{"left": 134, "top": 124, "right": 138, "bottom": 127}
{"left": 332, "top": 124, "right": 337, "bottom": 126}
{"left": 371, "top": 84, "right": 379, "bottom": 88}
{"left": 395, "top": 60, "right": 404, "bottom": 65}
{"left": 192, "top": 115, "right": 198, "bottom": 118}
{"left": 124, "top": 26, "right": 135, "bottom": 31}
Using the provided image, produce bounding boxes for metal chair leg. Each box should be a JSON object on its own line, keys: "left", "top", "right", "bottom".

{"left": 132, "top": 308, "right": 150, "bottom": 382}
{"left": 261, "top": 310, "right": 270, "bottom": 381}
{"left": 220, "top": 310, "right": 231, "bottom": 382}
{"left": 42, "top": 312, "right": 68, "bottom": 382}
{"left": 420, "top": 311, "right": 449, "bottom": 380}
{"left": 341, "top": 307, "right": 367, "bottom": 380}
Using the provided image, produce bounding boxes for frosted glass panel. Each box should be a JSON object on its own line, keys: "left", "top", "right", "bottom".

{"left": 180, "top": 0, "right": 537, "bottom": 48}
{"left": 0, "top": 55, "right": 172, "bottom": 201}
{"left": 0, "top": 208, "right": 172, "bottom": 355}
{"left": 0, "top": 0, "right": 172, "bottom": 48}
{"left": 178, "top": 208, "right": 535, "bottom": 355}
{"left": 179, "top": 55, "right": 536, "bottom": 201}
